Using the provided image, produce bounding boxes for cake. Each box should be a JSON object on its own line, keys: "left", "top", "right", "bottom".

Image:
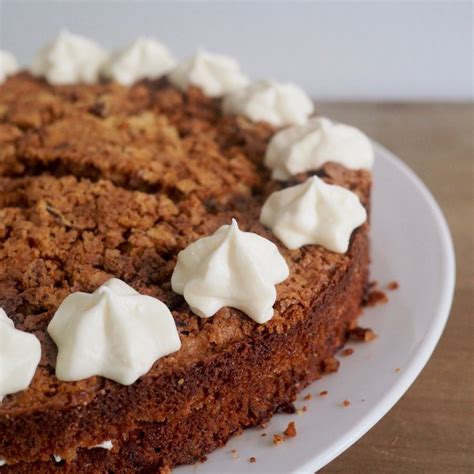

{"left": 0, "top": 34, "right": 372, "bottom": 473}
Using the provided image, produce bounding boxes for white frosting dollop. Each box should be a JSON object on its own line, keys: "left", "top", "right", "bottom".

{"left": 0, "top": 457, "right": 6, "bottom": 466}
{"left": 171, "top": 219, "right": 289, "bottom": 324}
{"left": 222, "top": 79, "right": 314, "bottom": 127}
{"left": 92, "top": 440, "right": 113, "bottom": 450}
{"left": 53, "top": 454, "right": 62, "bottom": 463}
{"left": 47, "top": 278, "right": 181, "bottom": 385}
{"left": 101, "top": 37, "right": 175, "bottom": 86}
{"left": 0, "top": 50, "right": 18, "bottom": 84}
{"left": 265, "top": 117, "right": 374, "bottom": 180}
{"left": 168, "top": 49, "right": 249, "bottom": 97}
{"left": 260, "top": 176, "right": 367, "bottom": 253}
{"left": 31, "top": 30, "right": 107, "bottom": 85}
{"left": 0, "top": 309, "right": 41, "bottom": 402}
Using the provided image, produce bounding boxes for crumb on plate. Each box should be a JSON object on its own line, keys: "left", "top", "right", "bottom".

{"left": 272, "top": 434, "right": 284, "bottom": 445}
{"left": 387, "top": 281, "right": 399, "bottom": 290}
{"left": 349, "top": 327, "right": 377, "bottom": 342}
{"left": 365, "top": 289, "right": 389, "bottom": 307}
{"left": 283, "top": 421, "right": 297, "bottom": 438}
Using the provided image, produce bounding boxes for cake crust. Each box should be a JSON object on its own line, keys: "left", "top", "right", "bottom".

{"left": 0, "top": 73, "right": 371, "bottom": 471}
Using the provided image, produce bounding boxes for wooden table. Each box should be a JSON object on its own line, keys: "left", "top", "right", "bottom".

{"left": 315, "top": 103, "right": 473, "bottom": 473}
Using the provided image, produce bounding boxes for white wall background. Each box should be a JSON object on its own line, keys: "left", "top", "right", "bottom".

{"left": 0, "top": 0, "right": 472, "bottom": 101}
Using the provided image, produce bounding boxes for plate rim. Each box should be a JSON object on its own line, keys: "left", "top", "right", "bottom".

{"left": 300, "top": 141, "right": 456, "bottom": 473}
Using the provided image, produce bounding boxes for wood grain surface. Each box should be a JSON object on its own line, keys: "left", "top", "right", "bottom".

{"left": 315, "top": 103, "right": 473, "bottom": 474}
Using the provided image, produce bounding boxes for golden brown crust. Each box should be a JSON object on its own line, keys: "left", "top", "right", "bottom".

{"left": 0, "top": 73, "right": 371, "bottom": 471}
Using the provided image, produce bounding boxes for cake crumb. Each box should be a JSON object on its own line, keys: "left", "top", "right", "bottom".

{"left": 283, "top": 421, "right": 297, "bottom": 438}
{"left": 343, "top": 400, "right": 351, "bottom": 407}
{"left": 249, "top": 457, "right": 256, "bottom": 463}
{"left": 387, "top": 281, "right": 399, "bottom": 291}
{"left": 296, "top": 408, "right": 303, "bottom": 416}
{"left": 365, "top": 289, "right": 388, "bottom": 307}
{"left": 342, "top": 348, "right": 354, "bottom": 357}
{"left": 177, "top": 378, "right": 184, "bottom": 385}
{"left": 349, "top": 327, "right": 377, "bottom": 342}
{"left": 303, "top": 393, "right": 312, "bottom": 400}
{"left": 272, "top": 434, "right": 284, "bottom": 445}
{"left": 302, "top": 405, "right": 308, "bottom": 412}
{"left": 395, "top": 368, "right": 400, "bottom": 372}
{"left": 261, "top": 433, "right": 267, "bottom": 437}
{"left": 230, "top": 449, "right": 239, "bottom": 459}
{"left": 319, "top": 390, "right": 328, "bottom": 397}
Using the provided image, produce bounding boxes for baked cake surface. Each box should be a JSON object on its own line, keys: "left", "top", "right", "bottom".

{"left": 0, "top": 73, "right": 371, "bottom": 472}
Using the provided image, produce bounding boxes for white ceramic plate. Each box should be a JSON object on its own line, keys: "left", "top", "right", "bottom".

{"left": 177, "top": 142, "right": 455, "bottom": 474}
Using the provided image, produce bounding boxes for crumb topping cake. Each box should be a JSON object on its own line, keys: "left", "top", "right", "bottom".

{"left": 0, "top": 32, "right": 373, "bottom": 472}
